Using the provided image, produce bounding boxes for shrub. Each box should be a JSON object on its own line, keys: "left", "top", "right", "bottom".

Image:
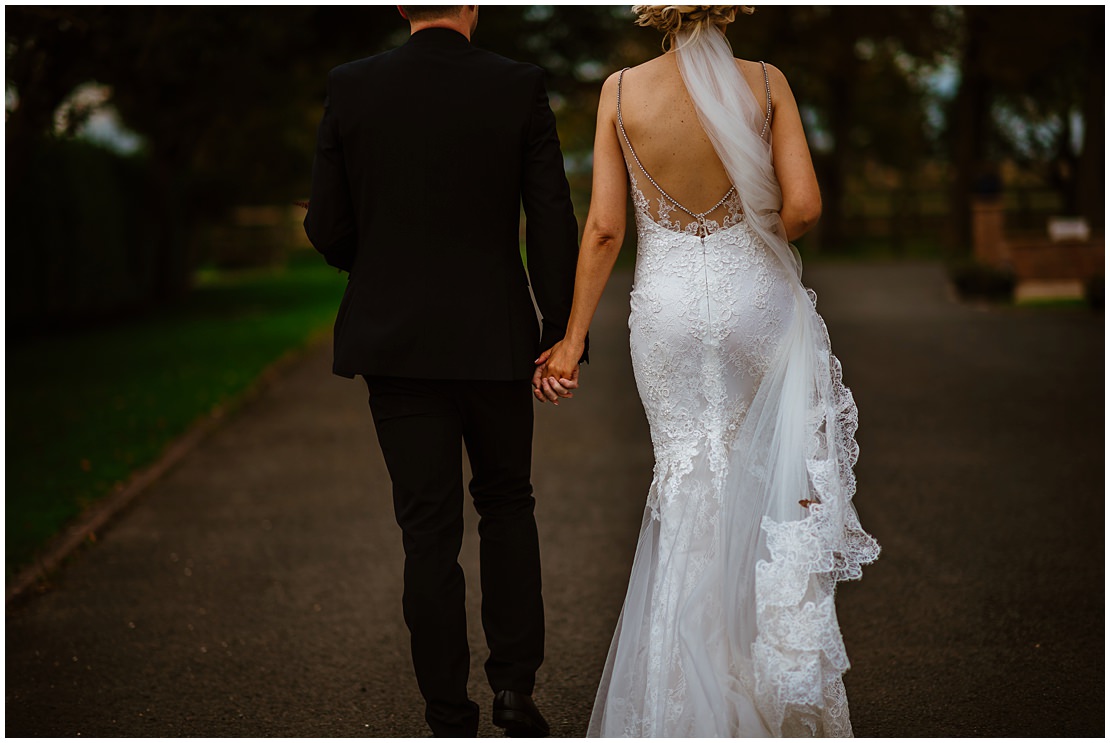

{"left": 948, "top": 260, "right": 1016, "bottom": 302}
{"left": 6, "top": 139, "right": 159, "bottom": 336}
{"left": 1085, "top": 276, "right": 1104, "bottom": 311}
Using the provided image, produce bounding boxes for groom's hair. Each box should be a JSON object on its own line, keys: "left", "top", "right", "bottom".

{"left": 401, "top": 6, "right": 463, "bottom": 22}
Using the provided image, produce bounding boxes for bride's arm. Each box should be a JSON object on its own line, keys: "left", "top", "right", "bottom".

{"left": 535, "top": 72, "right": 627, "bottom": 401}
{"left": 767, "top": 65, "right": 822, "bottom": 242}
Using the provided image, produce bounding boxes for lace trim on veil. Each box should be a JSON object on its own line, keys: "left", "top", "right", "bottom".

{"left": 750, "top": 287, "right": 880, "bottom": 736}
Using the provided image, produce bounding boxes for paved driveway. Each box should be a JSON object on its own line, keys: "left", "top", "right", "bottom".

{"left": 6, "top": 263, "right": 1103, "bottom": 736}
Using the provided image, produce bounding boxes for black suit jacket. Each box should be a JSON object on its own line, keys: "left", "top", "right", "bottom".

{"left": 304, "top": 28, "right": 584, "bottom": 381}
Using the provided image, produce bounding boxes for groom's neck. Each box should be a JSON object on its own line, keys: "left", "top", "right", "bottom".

{"left": 408, "top": 10, "right": 475, "bottom": 41}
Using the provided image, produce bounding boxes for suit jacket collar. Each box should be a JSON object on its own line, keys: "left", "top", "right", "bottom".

{"left": 406, "top": 27, "right": 471, "bottom": 49}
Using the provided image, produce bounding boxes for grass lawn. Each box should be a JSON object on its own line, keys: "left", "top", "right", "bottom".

{"left": 5, "top": 249, "right": 347, "bottom": 578}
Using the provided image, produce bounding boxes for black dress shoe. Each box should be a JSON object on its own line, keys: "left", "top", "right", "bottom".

{"left": 492, "top": 690, "right": 550, "bottom": 738}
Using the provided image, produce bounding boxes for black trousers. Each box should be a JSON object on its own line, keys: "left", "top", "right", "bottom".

{"left": 365, "top": 376, "right": 544, "bottom": 737}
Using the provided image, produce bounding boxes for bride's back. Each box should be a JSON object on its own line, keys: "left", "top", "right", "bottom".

{"left": 617, "top": 54, "right": 768, "bottom": 227}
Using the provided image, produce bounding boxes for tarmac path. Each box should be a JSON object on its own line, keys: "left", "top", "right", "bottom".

{"left": 6, "top": 263, "right": 1103, "bottom": 737}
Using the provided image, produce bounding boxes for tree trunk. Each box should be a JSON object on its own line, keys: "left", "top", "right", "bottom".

{"left": 949, "top": 9, "right": 992, "bottom": 257}
{"left": 819, "top": 61, "right": 857, "bottom": 252}
{"left": 1076, "top": 11, "right": 1105, "bottom": 233}
{"left": 148, "top": 154, "right": 194, "bottom": 303}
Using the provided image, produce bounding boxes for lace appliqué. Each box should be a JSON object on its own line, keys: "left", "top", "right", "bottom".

{"left": 629, "top": 165, "right": 745, "bottom": 238}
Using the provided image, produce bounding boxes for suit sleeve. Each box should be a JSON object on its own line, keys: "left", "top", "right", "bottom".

{"left": 520, "top": 69, "right": 589, "bottom": 363}
{"left": 304, "top": 71, "right": 357, "bottom": 273}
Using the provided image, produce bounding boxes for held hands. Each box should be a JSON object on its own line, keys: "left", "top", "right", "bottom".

{"left": 532, "top": 339, "right": 584, "bottom": 405}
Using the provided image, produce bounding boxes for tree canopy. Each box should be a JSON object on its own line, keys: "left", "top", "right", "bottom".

{"left": 5, "top": 5, "right": 1103, "bottom": 323}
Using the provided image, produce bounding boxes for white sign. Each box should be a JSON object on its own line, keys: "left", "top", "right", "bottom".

{"left": 1047, "top": 217, "right": 1091, "bottom": 243}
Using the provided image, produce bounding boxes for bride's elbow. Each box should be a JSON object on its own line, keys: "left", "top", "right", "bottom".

{"left": 583, "top": 221, "right": 625, "bottom": 254}
{"left": 798, "top": 192, "right": 823, "bottom": 226}
{"left": 783, "top": 197, "right": 822, "bottom": 239}
{"left": 798, "top": 204, "right": 822, "bottom": 234}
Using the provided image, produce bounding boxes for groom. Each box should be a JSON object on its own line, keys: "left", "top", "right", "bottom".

{"left": 304, "top": 5, "right": 582, "bottom": 738}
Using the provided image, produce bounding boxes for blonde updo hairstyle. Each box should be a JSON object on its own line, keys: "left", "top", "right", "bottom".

{"left": 633, "top": 5, "right": 754, "bottom": 51}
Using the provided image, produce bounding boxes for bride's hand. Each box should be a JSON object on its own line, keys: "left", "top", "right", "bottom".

{"left": 533, "top": 340, "right": 583, "bottom": 405}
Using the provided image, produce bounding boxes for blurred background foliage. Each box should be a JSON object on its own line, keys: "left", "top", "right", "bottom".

{"left": 6, "top": 5, "right": 1104, "bottom": 330}
{"left": 3, "top": 6, "right": 1104, "bottom": 572}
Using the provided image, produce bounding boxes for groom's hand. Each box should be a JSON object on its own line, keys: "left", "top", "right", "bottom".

{"left": 533, "top": 343, "right": 581, "bottom": 406}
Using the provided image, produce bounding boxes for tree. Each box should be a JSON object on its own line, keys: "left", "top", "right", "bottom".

{"left": 947, "top": 5, "right": 1103, "bottom": 249}
{"left": 722, "top": 6, "right": 949, "bottom": 250}
{"left": 6, "top": 6, "right": 401, "bottom": 306}
{"left": 7, "top": 4, "right": 1101, "bottom": 313}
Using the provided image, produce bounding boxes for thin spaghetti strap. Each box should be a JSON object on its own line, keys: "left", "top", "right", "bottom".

{"left": 760, "top": 61, "right": 772, "bottom": 138}
{"left": 616, "top": 68, "right": 634, "bottom": 155}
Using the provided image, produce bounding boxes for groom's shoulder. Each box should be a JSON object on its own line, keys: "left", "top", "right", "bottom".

{"left": 470, "top": 45, "right": 530, "bottom": 70}
{"left": 471, "top": 46, "right": 545, "bottom": 86}
{"left": 327, "top": 48, "right": 395, "bottom": 83}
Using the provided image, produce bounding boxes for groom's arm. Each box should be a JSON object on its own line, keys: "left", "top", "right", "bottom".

{"left": 304, "top": 71, "right": 356, "bottom": 273}
{"left": 520, "top": 68, "right": 589, "bottom": 363}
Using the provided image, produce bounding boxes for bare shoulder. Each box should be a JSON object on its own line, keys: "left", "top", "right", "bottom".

{"left": 761, "top": 62, "right": 793, "bottom": 97}
{"left": 734, "top": 58, "right": 788, "bottom": 84}
{"left": 734, "top": 58, "right": 794, "bottom": 106}
{"left": 598, "top": 58, "right": 656, "bottom": 110}
{"left": 601, "top": 69, "right": 623, "bottom": 93}
{"left": 597, "top": 70, "right": 622, "bottom": 120}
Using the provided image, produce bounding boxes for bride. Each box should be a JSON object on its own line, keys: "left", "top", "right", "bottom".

{"left": 534, "top": 5, "right": 879, "bottom": 737}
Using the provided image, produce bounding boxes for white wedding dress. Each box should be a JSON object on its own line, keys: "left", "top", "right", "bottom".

{"left": 588, "top": 28, "right": 879, "bottom": 738}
